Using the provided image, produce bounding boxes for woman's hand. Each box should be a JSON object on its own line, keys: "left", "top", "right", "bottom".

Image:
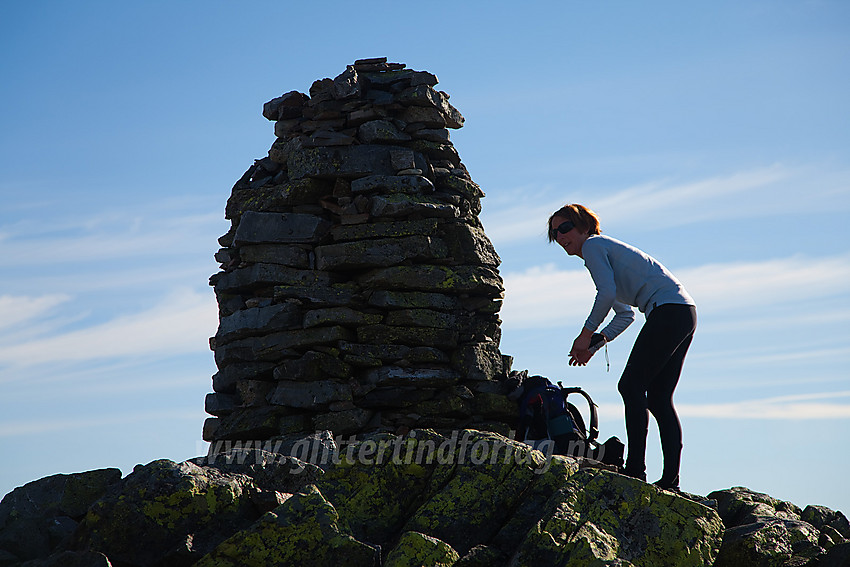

{"left": 569, "top": 329, "right": 594, "bottom": 366}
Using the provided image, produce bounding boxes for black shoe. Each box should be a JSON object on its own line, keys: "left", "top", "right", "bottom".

{"left": 653, "top": 476, "right": 680, "bottom": 491}
{"left": 619, "top": 467, "right": 646, "bottom": 482}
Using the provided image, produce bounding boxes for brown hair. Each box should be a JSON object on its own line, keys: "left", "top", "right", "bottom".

{"left": 547, "top": 204, "right": 601, "bottom": 242}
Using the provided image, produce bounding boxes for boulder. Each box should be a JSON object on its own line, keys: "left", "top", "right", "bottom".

{"left": 212, "top": 263, "right": 333, "bottom": 294}
{"left": 262, "top": 91, "right": 309, "bottom": 121}
{"left": 358, "top": 119, "right": 411, "bottom": 143}
{"left": 709, "top": 486, "right": 804, "bottom": 527}
{"left": 708, "top": 486, "right": 849, "bottom": 566}
{"left": 332, "top": 66, "right": 361, "bottom": 100}
{"left": 287, "top": 145, "right": 410, "bottom": 180}
{"left": 512, "top": 469, "right": 724, "bottom": 566}
{"left": 302, "top": 307, "right": 383, "bottom": 328}
{"left": 315, "top": 235, "right": 448, "bottom": 270}
{"left": 451, "top": 342, "right": 504, "bottom": 381}
{"left": 232, "top": 211, "right": 331, "bottom": 245}
{"left": 0, "top": 469, "right": 121, "bottom": 563}
{"left": 267, "top": 379, "right": 353, "bottom": 408}
{"left": 210, "top": 407, "right": 309, "bottom": 440}
{"left": 226, "top": 178, "right": 333, "bottom": 220}
{"left": 350, "top": 174, "right": 434, "bottom": 195}
{"left": 194, "top": 485, "right": 379, "bottom": 567}
{"left": 356, "top": 324, "right": 459, "bottom": 348}
{"left": 273, "top": 350, "right": 351, "bottom": 381}
{"left": 358, "top": 265, "right": 503, "bottom": 296}
{"left": 364, "top": 366, "right": 460, "bottom": 387}
{"left": 802, "top": 504, "right": 850, "bottom": 540}
{"left": 236, "top": 243, "right": 311, "bottom": 268}
{"left": 713, "top": 519, "right": 823, "bottom": 567}
{"left": 214, "top": 326, "right": 353, "bottom": 366}
{"left": 369, "top": 193, "right": 459, "bottom": 218}
{"left": 384, "top": 308, "right": 457, "bottom": 329}
{"left": 273, "top": 282, "right": 361, "bottom": 306}
{"left": 70, "top": 460, "right": 262, "bottom": 566}
{"left": 367, "top": 289, "right": 459, "bottom": 311}
{"left": 313, "top": 408, "right": 375, "bottom": 435}
{"left": 439, "top": 222, "right": 501, "bottom": 266}
{"left": 384, "top": 531, "right": 460, "bottom": 567}
{"left": 215, "top": 303, "right": 302, "bottom": 345}
{"left": 329, "top": 218, "right": 439, "bottom": 241}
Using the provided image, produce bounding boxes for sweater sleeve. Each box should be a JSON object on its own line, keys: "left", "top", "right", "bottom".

{"left": 582, "top": 239, "right": 618, "bottom": 333}
{"left": 600, "top": 301, "right": 635, "bottom": 341}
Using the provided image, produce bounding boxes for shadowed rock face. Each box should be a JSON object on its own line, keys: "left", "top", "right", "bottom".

{"left": 204, "top": 59, "right": 514, "bottom": 445}
{"left": 4, "top": 430, "right": 849, "bottom": 566}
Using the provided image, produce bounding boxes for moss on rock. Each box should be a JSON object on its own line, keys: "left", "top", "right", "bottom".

{"left": 11, "top": 429, "right": 823, "bottom": 567}
{"left": 402, "top": 431, "right": 550, "bottom": 555}
{"left": 318, "top": 433, "right": 443, "bottom": 544}
{"left": 73, "top": 460, "right": 260, "bottom": 566}
{"left": 384, "top": 531, "right": 460, "bottom": 567}
{"left": 195, "top": 485, "right": 379, "bottom": 567}
{"left": 512, "top": 469, "right": 724, "bottom": 566}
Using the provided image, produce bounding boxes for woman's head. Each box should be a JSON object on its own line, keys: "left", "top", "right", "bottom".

{"left": 547, "top": 204, "right": 601, "bottom": 243}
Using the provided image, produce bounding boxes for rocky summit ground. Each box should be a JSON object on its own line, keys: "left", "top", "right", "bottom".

{"left": 1, "top": 429, "right": 848, "bottom": 566}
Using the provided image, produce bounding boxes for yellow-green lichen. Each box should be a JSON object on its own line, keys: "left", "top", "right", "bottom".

{"left": 384, "top": 531, "right": 460, "bottom": 567}
{"left": 195, "top": 485, "right": 377, "bottom": 567}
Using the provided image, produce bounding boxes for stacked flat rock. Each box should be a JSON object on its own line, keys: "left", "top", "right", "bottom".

{"left": 204, "top": 58, "right": 514, "bottom": 444}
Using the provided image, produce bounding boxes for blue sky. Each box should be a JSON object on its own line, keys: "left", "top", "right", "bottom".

{"left": 1, "top": 1, "right": 848, "bottom": 514}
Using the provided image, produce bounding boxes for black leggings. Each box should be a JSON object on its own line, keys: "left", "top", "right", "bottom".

{"left": 618, "top": 303, "right": 696, "bottom": 483}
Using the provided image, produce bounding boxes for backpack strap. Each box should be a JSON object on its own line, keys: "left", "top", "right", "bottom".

{"left": 557, "top": 383, "right": 599, "bottom": 443}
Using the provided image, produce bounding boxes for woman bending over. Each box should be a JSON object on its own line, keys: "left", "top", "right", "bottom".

{"left": 548, "top": 203, "right": 696, "bottom": 490}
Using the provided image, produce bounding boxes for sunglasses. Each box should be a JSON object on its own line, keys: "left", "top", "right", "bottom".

{"left": 549, "top": 220, "right": 576, "bottom": 240}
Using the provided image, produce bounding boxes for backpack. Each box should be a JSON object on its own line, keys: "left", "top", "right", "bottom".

{"left": 512, "top": 375, "right": 624, "bottom": 468}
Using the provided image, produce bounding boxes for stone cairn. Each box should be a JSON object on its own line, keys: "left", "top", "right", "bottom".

{"left": 204, "top": 58, "right": 515, "bottom": 446}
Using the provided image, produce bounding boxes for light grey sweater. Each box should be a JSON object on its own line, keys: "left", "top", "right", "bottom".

{"left": 581, "top": 235, "right": 695, "bottom": 340}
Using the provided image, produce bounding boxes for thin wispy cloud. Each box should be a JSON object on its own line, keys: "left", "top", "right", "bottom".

{"left": 0, "top": 205, "right": 224, "bottom": 372}
{"left": 588, "top": 164, "right": 790, "bottom": 227}
{"left": 678, "top": 254, "right": 850, "bottom": 312}
{"left": 1, "top": 355, "right": 212, "bottom": 395}
{"left": 1, "top": 210, "right": 224, "bottom": 266}
{"left": 697, "top": 306, "right": 850, "bottom": 332}
{"left": 0, "top": 288, "right": 217, "bottom": 370}
{"left": 597, "top": 391, "right": 850, "bottom": 421}
{"left": 5, "top": 262, "right": 215, "bottom": 297}
{"left": 0, "top": 294, "right": 71, "bottom": 331}
{"left": 0, "top": 408, "right": 201, "bottom": 438}
{"left": 690, "top": 344, "right": 850, "bottom": 367}
{"left": 481, "top": 163, "right": 850, "bottom": 245}
{"left": 500, "top": 263, "right": 596, "bottom": 329}
{"left": 679, "top": 391, "right": 850, "bottom": 420}
{"left": 500, "top": 253, "right": 850, "bottom": 330}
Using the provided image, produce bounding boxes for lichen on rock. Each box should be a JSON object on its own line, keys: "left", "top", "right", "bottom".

{"left": 3, "top": 428, "right": 848, "bottom": 566}
{"left": 194, "top": 485, "right": 379, "bottom": 567}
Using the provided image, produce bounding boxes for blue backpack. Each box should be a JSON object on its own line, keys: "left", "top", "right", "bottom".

{"left": 511, "top": 375, "right": 623, "bottom": 467}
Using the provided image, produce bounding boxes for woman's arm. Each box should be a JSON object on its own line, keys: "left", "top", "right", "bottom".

{"left": 572, "top": 239, "right": 632, "bottom": 364}
{"left": 600, "top": 301, "right": 635, "bottom": 341}
{"left": 582, "top": 240, "right": 618, "bottom": 333}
